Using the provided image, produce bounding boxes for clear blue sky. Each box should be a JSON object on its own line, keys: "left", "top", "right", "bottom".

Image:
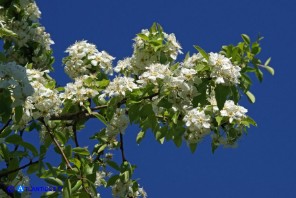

{"left": 29, "top": 0, "right": 296, "bottom": 197}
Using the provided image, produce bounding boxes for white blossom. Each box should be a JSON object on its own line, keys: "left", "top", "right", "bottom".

{"left": 64, "top": 40, "right": 114, "bottom": 78}
{"left": 137, "top": 63, "right": 172, "bottom": 85}
{"left": 164, "top": 76, "right": 198, "bottom": 109}
{"left": 12, "top": 69, "right": 61, "bottom": 129}
{"left": 102, "top": 76, "right": 138, "bottom": 98}
{"left": 19, "top": 0, "right": 41, "bottom": 21}
{"left": 59, "top": 75, "right": 99, "bottom": 106}
{"left": 220, "top": 100, "right": 248, "bottom": 123}
{"left": 94, "top": 171, "right": 107, "bottom": 187}
{"left": 208, "top": 52, "right": 241, "bottom": 85}
{"left": 163, "top": 32, "right": 183, "bottom": 60}
{"left": 0, "top": 62, "right": 34, "bottom": 106}
{"left": 183, "top": 108, "right": 211, "bottom": 143}
{"left": 182, "top": 53, "right": 206, "bottom": 68}
{"left": 178, "top": 68, "right": 197, "bottom": 82}
{"left": 112, "top": 179, "right": 147, "bottom": 198}
{"left": 114, "top": 57, "right": 133, "bottom": 73}
{"left": 131, "top": 29, "right": 182, "bottom": 75}
{"left": 106, "top": 108, "right": 129, "bottom": 138}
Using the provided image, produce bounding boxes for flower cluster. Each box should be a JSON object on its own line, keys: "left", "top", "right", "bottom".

{"left": 0, "top": 62, "right": 34, "bottom": 106}
{"left": 59, "top": 75, "right": 99, "bottom": 106}
{"left": 0, "top": 0, "right": 54, "bottom": 70}
{"left": 208, "top": 52, "right": 241, "bottom": 85}
{"left": 163, "top": 32, "right": 183, "bottom": 60}
{"left": 19, "top": 0, "right": 41, "bottom": 21}
{"left": 137, "top": 63, "right": 172, "bottom": 85}
{"left": 112, "top": 179, "right": 147, "bottom": 198}
{"left": 183, "top": 108, "right": 211, "bottom": 143}
{"left": 129, "top": 28, "right": 182, "bottom": 75}
{"left": 26, "top": 70, "right": 61, "bottom": 117}
{"left": 164, "top": 76, "right": 198, "bottom": 109}
{"left": 182, "top": 53, "right": 206, "bottom": 68}
{"left": 106, "top": 108, "right": 129, "bottom": 138}
{"left": 64, "top": 40, "right": 114, "bottom": 79}
{"left": 220, "top": 100, "right": 248, "bottom": 123}
{"left": 114, "top": 57, "right": 133, "bottom": 73}
{"left": 12, "top": 69, "right": 61, "bottom": 129}
{"left": 102, "top": 76, "right": 138, "bottom": 98}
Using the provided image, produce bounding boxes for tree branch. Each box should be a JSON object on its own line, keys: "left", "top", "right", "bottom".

{"left": 49, "top": 93, "right": 159, "bottom": 121}
{"left": 39, "top": 119, "right": 73, "bottom": 170}
{"left": 0, "top": 159, "right": 39, "bottom": 178}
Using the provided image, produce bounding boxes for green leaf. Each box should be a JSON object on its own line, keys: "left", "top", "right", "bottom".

{"left": 0, "top": 143, "right": 10, "bottom": 161}
{"left": 261, "top": 65, "right": 274, "bottom": 76}
{"left": 27, "top": 163, "right": 39, "bottom": 174}
{"left": 241, "top": 116, "right": 257, "bottom": 127}
{"left": 72, "top": 147, "right": 90, "bottom": 156}
{"left": 70, "top": 158, "right": 81, "bottom": 169}
{"left": 83, "top": 163, "right": 94, "bottom": 175}
{"left": 215, "top": 116, "right": 223, "bottom": 126}
{"left": 123, "top": 171, "right": 130, "bottom": 183}
{"left": 106, "top": 160, "right": 120, "bottom": 171}
{"left": 18, "top": 141, "right": 38, "bottom": 156}
{"left": 46, "top": 162, "right": 57, "bottom": 178}
{"left": 97, "top": 144, "right": 107, "bottom": 153}
{"left": 6, "top": 134, "right": 22, "bottom": 144}
{"left": 45, "top": 177, "right": 64, "bottom": 186}
{"left": 128, "top": 103, "right": 141, "bottom": 122}
{"left": 92, "top": 112, "right": 107, "bottom": 125}
{"left": 172, "top": 112, "right": 179, "bottom": 124}
{"left": 189, "top": 143, "right": 198, "bottom": 153}
{"left": 107, "top": 175, "right": 120, "bottom": 187}
{"left": 255, "top": 67, "right": 263, "bottom": 82}
{"left": 136, "top": 130, "right": 145, "bottom": 144}
{"left": 0, "top": 126, "right": 12, "bottom": 138}
{"left": 215, "top": 84, "right": 230, "bottom": 109}
{"left": 63, "top": 179, "right": 71, "bottom": 198}
{"left": 173, "top": 136, "right": 182, "bottom": 148}
{"left": 0, "top": 89, "right": 12, "bottom": 123}
{"left": 0, "top": 27, "right": 17, "bottom": 37}
{"left": 71, "top": 180, "right": 82, "bottom": 194}
{"left": 194, "top": 45, "right": 209, "bottom": 61}
{"left": 245, "top": 91, "right": 256, "bottom": 103}
{"left": 54, "top": 131, "right": 67, "bottom": 145}
{"left": 241, "top": 34, "right": 250, "bottom": 44}
{"left": 211, "top": 140, "right": 219, "bottom": 153}
{"left": 137, "top": 33, "right": 149, "bottom": 41}
{"left": 64, "top": 145, "right": 72, "bottom": 158}
{"left": 14, "top": 106, "right": 23, "bottom": 123}
{"left": 7, "top": 158, "right": 19, "bottom": 181}
{"left": 264, "top": 57, "right": 271, "bottom": 66}
{"left": 193, "top": 79, "right": 209, "bottom": 107}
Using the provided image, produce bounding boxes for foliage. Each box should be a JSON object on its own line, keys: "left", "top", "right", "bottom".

{"left": 0, "top": 0, "right": 274, "bottom": 197}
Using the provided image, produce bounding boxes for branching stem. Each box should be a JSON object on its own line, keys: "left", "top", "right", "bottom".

{"left": 39, "top": 119, "right": 72, "bottom": 170}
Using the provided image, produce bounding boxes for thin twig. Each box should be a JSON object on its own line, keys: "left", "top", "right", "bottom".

{"left": 119, "top": 133, "right": 127, "bottom": 162}
{"left": 0, "top": 159, "right": 39, "bottom": 178}
{"left": 13, "top": 129, "right": 24, "bottom": 152}
{"left": 73, "top": 121, "right": 79, "bottom": 147}
{"left": 39, "top": 119, "right": 73, "bottom": 170}
{"left": 0, "top": 119, "right": 12, "bottom": 134}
